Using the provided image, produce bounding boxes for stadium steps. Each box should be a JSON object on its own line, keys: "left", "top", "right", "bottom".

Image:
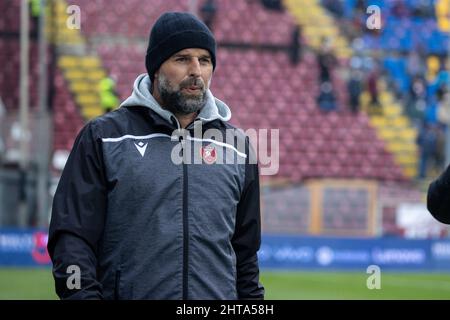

{"left": 360, "top": 87, "right": 419, "bottom": 179}
{"left": 57, "top": 55, "right": 107, "bottom": 120}
{"left": 283, "top": 0, "right": 352, "bottom": 59}
{"left": 50, "top": 0, "right": 85, "bottom": 46}
{"left": 52, "top": 0, "right": 118, "bottom": 120}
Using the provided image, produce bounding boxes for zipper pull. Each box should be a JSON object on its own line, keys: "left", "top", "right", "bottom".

{"left": 179, "top": 136, "right": 184, "bottom": 156}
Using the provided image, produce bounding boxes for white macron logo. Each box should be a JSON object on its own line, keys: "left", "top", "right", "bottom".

{"left": 134, "top": 141, "right": 148, "bottom": 157}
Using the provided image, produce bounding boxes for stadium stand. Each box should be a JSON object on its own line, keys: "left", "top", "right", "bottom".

{"left": 97, "top": 44, "right": 405, "bottom": 182}
{"left": 73, "top": 0, "right": 296, "bottom": 45}
{"left": 52, "top": 69, "right": 84, "bottom": 152}
{"left": 0, "top": 40, "right": 41, "bottom": 112}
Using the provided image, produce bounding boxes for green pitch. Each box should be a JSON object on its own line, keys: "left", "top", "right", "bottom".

{"left": 260, "top": 270, "right": 450, "bottom": 299}
{"left": 0, "top": 268, "right": 449, "bottom": 299}
{"left": 0, "top": 268, "right": 57, "bottom": 300}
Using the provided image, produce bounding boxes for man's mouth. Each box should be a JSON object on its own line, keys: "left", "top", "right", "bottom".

{"left": 183, "top": 86, "right": 202, "bottom": 94}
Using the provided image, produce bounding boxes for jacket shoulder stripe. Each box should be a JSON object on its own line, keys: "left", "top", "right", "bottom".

{"left": 102, "top": 133, "right": 171, "bottom": 143}
{"left": 187, "top": 136, "right": 247, "bottom": 159}
{"left": 101, "top": 134, "right": 247, "bottom": 159}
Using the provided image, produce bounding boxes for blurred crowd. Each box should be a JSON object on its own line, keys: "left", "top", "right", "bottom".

{"left": 318, "top": 0, "right": 450, "bottom": 179}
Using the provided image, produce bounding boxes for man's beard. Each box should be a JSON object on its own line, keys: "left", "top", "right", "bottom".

{"left": 158, "top": 73, "right": 208, "bottom": 115}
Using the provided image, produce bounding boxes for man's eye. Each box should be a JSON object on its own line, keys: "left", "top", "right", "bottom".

{"left": 176, "top": 57, "right": 187, "bottom": 62}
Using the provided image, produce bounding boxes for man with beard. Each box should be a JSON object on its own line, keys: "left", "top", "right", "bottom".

{"left": 47, "top": 12, "right": 265, "bottom": 300}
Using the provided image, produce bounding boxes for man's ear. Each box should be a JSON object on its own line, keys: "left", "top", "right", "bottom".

{"left": 151, "top": 71, "right": 159, "bottom": 94}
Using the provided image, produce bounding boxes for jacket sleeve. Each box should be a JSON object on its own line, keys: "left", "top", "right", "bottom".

{"left": 47, "top": 121, "right": 107, "bottom": 299}
{"left": 231, "top": 138, "right": 265, "bottom": 299}
{"left": 427, "top": 165, "right": 450, "bottom": 224}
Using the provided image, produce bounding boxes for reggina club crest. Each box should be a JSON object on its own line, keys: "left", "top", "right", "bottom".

{"left": 200, "top": 144, "right": 217, "bottom": 164}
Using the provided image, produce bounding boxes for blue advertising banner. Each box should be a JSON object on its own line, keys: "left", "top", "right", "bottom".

{"left": 0, "top": 228, "right": 51, "bottom": 266}
{"left": 259, "top": 235, "right": 450, "bottom": 271}
{"left": 1, "top": 229, "right": 450, "bottom": 271}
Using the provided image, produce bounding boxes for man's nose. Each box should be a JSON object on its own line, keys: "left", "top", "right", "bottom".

{"left": 188, "top": 59, "right": 202, "bottom": 77}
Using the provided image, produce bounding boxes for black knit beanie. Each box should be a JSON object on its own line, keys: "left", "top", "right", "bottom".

{"left": 146, "top": 12, "right": 217, "bottom": 82}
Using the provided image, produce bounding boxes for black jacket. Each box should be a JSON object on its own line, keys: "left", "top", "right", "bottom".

{"left": 427, "top": 165, "right": 450, "bottom": 224}
{"left": 48, "top": 75, "right": 264, "bottom": 299}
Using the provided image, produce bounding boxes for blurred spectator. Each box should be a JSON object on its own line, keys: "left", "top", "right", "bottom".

{"left": 289, "top": 25, "right": 302, "bottom": 65}
{"left": 355, "top": 0, "right": 366, "bottom": 12}
{"left": 349, "top": 38, "right": 364, "bottom": 69}
{"left": 436, "top": 87, "right": 450, "bottom": 170}
{"left": 29, "top": 0, "right": 41, "bottom": 17}
{"left": 426, "top": 56, "right": 441, "bottom": 82}
{"left": 425, "top": 98, "right": 439, "bottom": 124}
{"left": 352, "top": 0, "right": 366, "bottom": 28}
{"left": 99, "top": 76, "right": 119, "bottom": 114}
{"left": 348, "top": 13, "right": 364, "bottom": 39}
{"left": 29, "top": 0, "right": 41, "bottom": 30}
{"left": 317, "top": 81, "right": 337, "bottom": 112}
{"left": 351, "top": 37, "right": 365, "bottom": 54}
{"left": 406, "top": 75, "right": 427, "bottom": 121}
{"left": 435, "top": 124, "right": 446, "bottom": 172}
{"left": 391, "top": 0, "right": 409, "bottom": 18}
{"left": 417, "top": 121, "right": 440, "bottom": 178}
{"left": 261, "top": 0, "right": 283, "bottom": 11}
{"left": 433, "top": 60, "right": 450, "bottom": 89}
{"left": 317, "top": 38, "right": 337, "bottom": 84}
{"left": 437, "top": 86, "right": 450, "bottom": 125}
{"left": 200, "top": 0, "right": 217, "bottom": 31}
{"left": 350, "top": 54, "right": 363, "bottom": 70}
{"left": 428, "top": 62, "right": 450, "bottom": 113}
{"left": 348, "top": 69, "right": 363, "bottom": 114}
{"left": 322, "top": 0, "right": 344, "bottom": 18}
{"left": 406, "top": 50, "right": 426, "bottom": 79}
{"left": 366, "top": 66, "right": 382, "bottom": 115}
{"left": 412, "top": 0, "right": 435, "bottom": 18}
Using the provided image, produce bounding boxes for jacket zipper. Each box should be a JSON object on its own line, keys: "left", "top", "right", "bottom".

{"left": 180, "top": 135, "right": 189, "bottom": 300}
